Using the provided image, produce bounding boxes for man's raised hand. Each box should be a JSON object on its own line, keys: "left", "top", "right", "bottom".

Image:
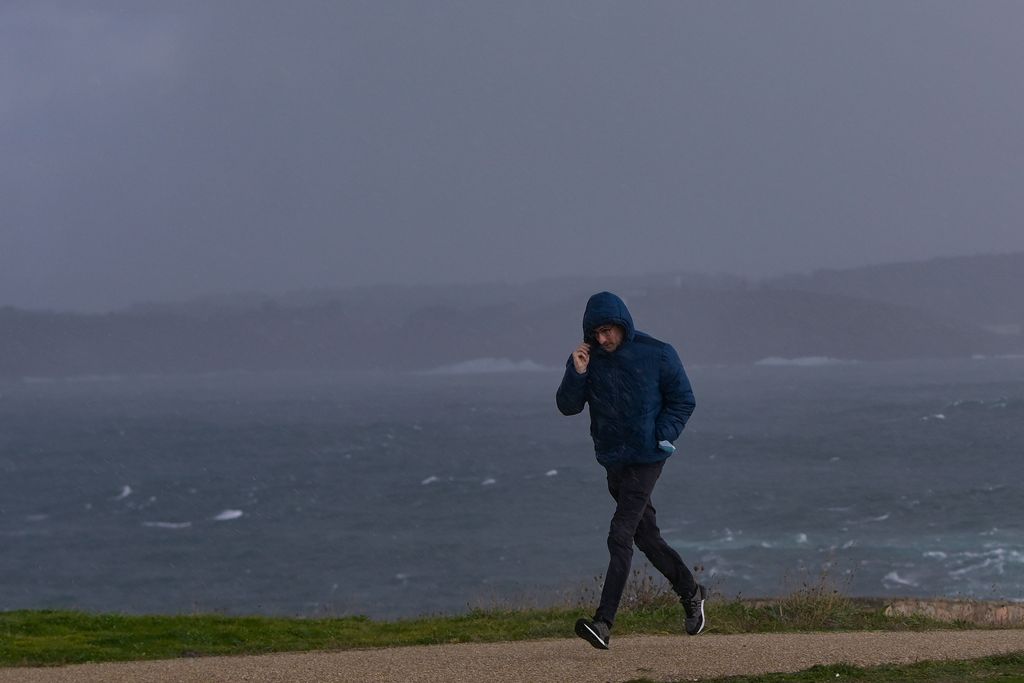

{"left": 573, "top": 342, "right": 591, "bottom": 374}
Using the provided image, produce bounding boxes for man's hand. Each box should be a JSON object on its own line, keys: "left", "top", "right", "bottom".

{"left": 572, "top": 342, "right": 591, "bottom": 374}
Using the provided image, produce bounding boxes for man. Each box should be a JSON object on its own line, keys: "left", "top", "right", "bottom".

{"left": 556, "top": 291, "right": 703, "bottom": 650}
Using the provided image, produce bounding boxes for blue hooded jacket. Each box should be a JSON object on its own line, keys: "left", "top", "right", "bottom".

{"left": 556, "top": 291, "right": 696, "bottom": 466}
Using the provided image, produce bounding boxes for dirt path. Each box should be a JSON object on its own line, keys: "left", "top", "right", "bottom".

{"left": 4, "top": 630, "right": 1024, "bottom": 683}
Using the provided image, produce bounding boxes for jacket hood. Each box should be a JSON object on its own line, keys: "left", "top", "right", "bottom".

{"left": 582, "top": 291, "right": 636, "bottom": 345}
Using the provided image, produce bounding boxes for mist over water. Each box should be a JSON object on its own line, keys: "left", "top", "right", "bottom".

{"left": 6, "top": 3, "right": 1024, "bottom": 312}
{"left": 6, "top": 2, "right": 1024, "bottom": 627}
{"left": 2, "top": 357, "right": 1023, "bottom": 618}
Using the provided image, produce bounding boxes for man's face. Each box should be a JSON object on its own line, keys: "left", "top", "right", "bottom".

{"left": 594, "top": 324, "right": 625, "bottom": 353}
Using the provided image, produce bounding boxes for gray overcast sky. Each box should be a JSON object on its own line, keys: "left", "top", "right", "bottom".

{"left": 2, "top": 1, "right": 1023, "bottom": 312}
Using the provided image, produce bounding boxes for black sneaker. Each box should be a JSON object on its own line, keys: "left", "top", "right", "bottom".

{"left": 683, "top": 584, "right": 707, "bottom": 635}
{"left": 574, "top": 617, "right": 610, "bottom": 650}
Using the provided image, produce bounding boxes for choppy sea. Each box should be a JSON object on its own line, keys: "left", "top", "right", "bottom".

{"left": 2, "top": 356, "right": 1023, "bottom": 618}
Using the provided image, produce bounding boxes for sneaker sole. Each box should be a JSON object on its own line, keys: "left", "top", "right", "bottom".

{"left": 686, "top": 585, "right": 708, "bottom": 636}
{"left": 574, "top": 620, "right": 609, "bottom": 650}
{"left": 689, "top": 599, "right": 706, "bottom": 636}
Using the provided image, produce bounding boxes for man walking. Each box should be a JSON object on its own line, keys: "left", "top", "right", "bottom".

{"left": 556, "top": 291, "right": 703, "bottom": 649}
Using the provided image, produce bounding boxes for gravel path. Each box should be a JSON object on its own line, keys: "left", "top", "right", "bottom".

{"left": 4, "top": 630, "right": 1024, "bottom": 682}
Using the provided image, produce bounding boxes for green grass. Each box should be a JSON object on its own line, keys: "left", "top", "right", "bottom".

{"left": 0, "top": 598, "right": 972, "bottom": 668}
{"left": 628, "top": 652, "right": 1024, "bottom": 682}
{"left": 0, "top": 608, "right": 573, "bottom": 666}
{"left": 0, "top": 568, "right": 1014, "bottom": 669}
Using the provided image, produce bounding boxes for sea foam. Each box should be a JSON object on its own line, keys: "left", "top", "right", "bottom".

{"left": 883, "top": 571, "right": 918, "bottom": 587}
{"left": 422, "top": 358, "right": 553, "bottom": 375}
{"left": 755, "top": 356, "right": 856, "bottom": 367}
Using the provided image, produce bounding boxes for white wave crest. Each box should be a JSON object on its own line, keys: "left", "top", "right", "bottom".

{"left": 213, "top": 509, "right": 243, "bottom": 521}
{"left": 142, "top": 521, "right": 192, "bottom": 529}
{"left": 852, "top": 512, "right": 891, "bottom": 524}
{"left": 883, "top": 571, "right": 918, "bottom": 587}
{"left": 946, "top": 548, "right": 1024, "bottom": 577}
{"left": 422, "top": 358, "right": 554, "bottom": 375}
{"left": 755, "top": 356, "right": 856, "bottom": 367}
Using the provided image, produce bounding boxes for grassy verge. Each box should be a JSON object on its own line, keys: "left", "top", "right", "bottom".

{"left": 1, "top": 568, "right": 1013, "bottom": 668}
{"left": 0, "top": 598, "right": 970, "bottom": 668}
{"left": 628, "top": 652, "right": 1024, "bottom": 682}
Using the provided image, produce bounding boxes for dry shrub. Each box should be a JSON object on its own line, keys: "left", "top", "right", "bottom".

{"left": 775, "top": 563, "right": 855, "bottom": 627}
{"left": 572, "top": 563, "right": 681, "bottom": 613}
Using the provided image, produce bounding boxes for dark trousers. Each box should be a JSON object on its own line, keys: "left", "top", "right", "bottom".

{"left": 594, "top": 460, "right": 696, "bottom": 627}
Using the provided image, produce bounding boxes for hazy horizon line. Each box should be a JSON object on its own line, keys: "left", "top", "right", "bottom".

{"left": 6, "top": 248, "right": 1021, "bottom": 316}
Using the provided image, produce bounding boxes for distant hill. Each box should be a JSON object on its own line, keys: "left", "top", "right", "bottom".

{"left": 766, "top": 252, "right": 1024, "bottom": 332}
{"left": 1, "top": 254, "right": 1021, "bottom": 380}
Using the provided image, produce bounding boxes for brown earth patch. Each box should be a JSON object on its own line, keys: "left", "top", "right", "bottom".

{"left": 884, "top": 598, "right": 1024, "bottom": 626}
